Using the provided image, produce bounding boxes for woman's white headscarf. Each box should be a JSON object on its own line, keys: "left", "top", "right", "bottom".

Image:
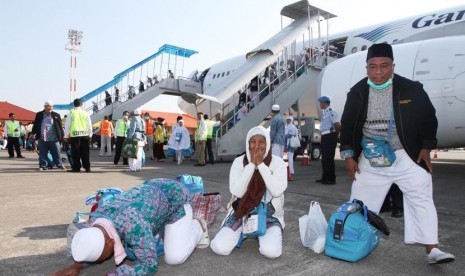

{"left": 245, "top": 126, "right": 270, "bottom": 161}
{"left": 286, "top": 116, "right": 294, "bottom": 124}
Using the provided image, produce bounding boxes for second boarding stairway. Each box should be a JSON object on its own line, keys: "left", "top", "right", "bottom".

{"left": 90, "top": 77, "right": 203, "bottom": 123}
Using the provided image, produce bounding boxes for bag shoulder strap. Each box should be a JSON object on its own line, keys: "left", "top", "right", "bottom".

{"left": 388, "top": 107, "right": 394, "bottom": 141}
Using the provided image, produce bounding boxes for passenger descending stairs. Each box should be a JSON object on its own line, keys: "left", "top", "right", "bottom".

{"left": 217, "top": 68, "right": 320, "bottom": 158}
{"left": 89, "top": 78, "right": 202, "bottom": 123}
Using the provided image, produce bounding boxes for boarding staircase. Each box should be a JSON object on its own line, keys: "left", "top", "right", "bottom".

{"left": 206, "top": 0, "right": 336, "bottom": 158}
{"left": 215, "top": 63, "right": 320, "bottom": 158}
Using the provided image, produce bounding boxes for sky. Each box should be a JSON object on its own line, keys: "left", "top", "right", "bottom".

{"left": 0, "top": 0, "right": 463, "bottom": 115}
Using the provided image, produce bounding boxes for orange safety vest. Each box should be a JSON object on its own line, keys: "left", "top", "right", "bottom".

{"left": 145, "top": 119, "right": 154, "bottom": 135}
{"left": 100, "top": 120, "right": 112, "bottom": 135}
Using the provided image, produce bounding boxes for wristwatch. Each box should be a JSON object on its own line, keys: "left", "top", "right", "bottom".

{"left": 340, "top": 150, "right": 354, "bottom": 160}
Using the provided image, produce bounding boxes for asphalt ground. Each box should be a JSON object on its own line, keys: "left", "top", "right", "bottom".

{"left": 0, "top": 148, "right": 463, "bottom": 276}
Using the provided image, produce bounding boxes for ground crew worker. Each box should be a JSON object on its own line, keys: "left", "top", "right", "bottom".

{"left": 4, "top": 113, "right": 25, "bottom": 158}
{"left": 153, "top": 117, "right": 166, "bottom": 162}
{"left": 194, "top": 112, "right": 207, "bottom": 166}
{"left": 144, "top": 112, "right": 155, "bottom": 160}
{"left": 114, "top": 111, "right": 130, "bottom": 165}
{"left": 203, "top": 114, "right": 221, "bottom": 165}
{"left": 64, "top": 98, "right": 93, "bottom": 172}
{"left": 316, "top": 95, "right": 340, "bottom": 185}
{"left": 99, "top": 115, "right": 115, "bottom": 156}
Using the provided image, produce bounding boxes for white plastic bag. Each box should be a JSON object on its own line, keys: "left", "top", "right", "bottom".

{"left": 299, "top": 201, "right": 328, "bottom": 253}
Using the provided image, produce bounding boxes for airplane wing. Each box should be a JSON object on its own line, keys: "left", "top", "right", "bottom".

{"left": 180, "top": 93, "right": 220, "bottom": 105}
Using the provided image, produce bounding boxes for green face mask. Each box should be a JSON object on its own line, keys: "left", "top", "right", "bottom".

{"left": 367, "top": 78, "right": 392, "bottom": 90}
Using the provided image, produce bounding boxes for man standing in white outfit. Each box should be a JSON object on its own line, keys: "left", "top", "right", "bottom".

{"left": 340, "top": 43, "right": 455, "bottom": 264}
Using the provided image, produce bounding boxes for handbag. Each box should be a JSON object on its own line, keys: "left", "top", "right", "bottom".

{"left": 242, "top": 194, "right": 267, "bottom": 238}
{"left": 299, "top": 201, "right": 328, "bottom": 253}
{"left": 289, "top": 135, "right": 301, "bottom": 148}
{"left": 191, "top": 192, "right": 224, "bottom": 227}
{"left": 361, "top": 109, "right": 396, "bottom": 167}
{"left": 325, "top": 199, "right": 380, "bottom": 262}
{"left": 166, "top": 147, "right": 175, "bottom": 157}
{"left": 122, "top": 139, "right": 138, "bottom": 159}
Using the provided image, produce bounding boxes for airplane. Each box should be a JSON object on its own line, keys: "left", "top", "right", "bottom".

{"left": 178, "top": 1, "right": 465, "bottom": 150}
{"left": 53, "top": 1, "right": 465, "bottom": 158}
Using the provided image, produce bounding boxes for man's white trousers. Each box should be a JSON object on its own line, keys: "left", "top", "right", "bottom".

{"left": 350, "top": 149, "right": 438, "bottom": 245}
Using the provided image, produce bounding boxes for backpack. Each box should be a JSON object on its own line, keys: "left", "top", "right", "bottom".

{"left": 325, "top": 199, "right": 380, "bottom": 262}
{"left": 85, "top": 188, "right": 123, "bottom": 212}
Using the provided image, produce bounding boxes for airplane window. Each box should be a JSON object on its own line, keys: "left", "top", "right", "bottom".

{"left": 351, "top": 47, "right": 357, "bottom": 53}
{"left": 361, "top": 45, "right": 367, "bottom": 51}
{"left": 221, "top": 72, "right": 225, "bottom": 77}
{"left": 227, "top": 71, "right": 230, "bottom": 76}
{"left": 213, "top": 74, "right": 216, "bottom": 79}
{"left": 392, "top": 39, "right": 398, "bottom": 43}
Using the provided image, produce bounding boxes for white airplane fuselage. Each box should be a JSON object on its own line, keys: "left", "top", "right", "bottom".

{"left": 179, "top": 3, "right": 465, "bottom": 149}
{"left": 319, "top": 36, "right": 465, "bottom": 149}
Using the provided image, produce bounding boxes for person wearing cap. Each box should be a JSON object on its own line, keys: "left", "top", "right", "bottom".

{"left": 167, "top": 119, "right": 190, "bottom": 165}
{"left": 30, "top": 101, "right": 65, "bottom": 170}
{"left": 194, "top": 112, "right": 207, "bottom": 166}
{"left": 210, "top": 126, "right": 287, "bottom": 259}
{"left": 4, "top": 113, "right": 25, "bottom": 158}
{"left": 170, "top": 115, "right": 184, "bottom": 162}
{"left": 285, "top": 116, "right": 298, "bottom": 180}
{"left": 269, "top": 104, "right": 285, "bottom": 158}
{"left": 114, "top": 111, "right": 130, "bottom": 165}
{"left": 316, "top": 95, "right": 340, "bottom": 185}
{"left": 53, "top": 178, "right": 209, "bottom": 276}
{"left": 339, "top": 43, "right": 455, "bottom": 264}
{"left": 64, "top": 99, "right": 93, "bottom": 173}
{"left": 126, "top": 108, "right": 146, "bottom": 172}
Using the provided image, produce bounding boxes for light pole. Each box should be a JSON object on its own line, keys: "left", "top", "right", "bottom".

{"left": 65, "top": 29, "right": 83, "bottom": 103}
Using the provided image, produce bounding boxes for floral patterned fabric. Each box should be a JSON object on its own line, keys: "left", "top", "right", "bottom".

{"left": 90, "top": 178, "right": 191, "bottom": 276}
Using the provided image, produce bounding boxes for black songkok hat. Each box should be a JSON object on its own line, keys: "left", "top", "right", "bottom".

{"left": 366, "top": 43, "right": 393, "bottom": 62}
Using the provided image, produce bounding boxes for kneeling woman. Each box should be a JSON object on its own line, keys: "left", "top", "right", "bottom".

{"left": 210, "top": 126, "right": 287, "bottom": 258}
{"left": 53, "top": 178, "right": 208, "bottom": 276}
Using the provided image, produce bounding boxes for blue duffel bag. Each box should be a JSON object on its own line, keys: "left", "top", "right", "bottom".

{"left": 325, "top": 199, "right": 379, "bottom": 262}
{"left": 176, "top": 174, "right": 204, "bottom": 194}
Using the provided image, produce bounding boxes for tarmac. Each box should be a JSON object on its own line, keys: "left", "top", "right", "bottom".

{"left": 0, "top": 148, "right": 464, "bottom": 276}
